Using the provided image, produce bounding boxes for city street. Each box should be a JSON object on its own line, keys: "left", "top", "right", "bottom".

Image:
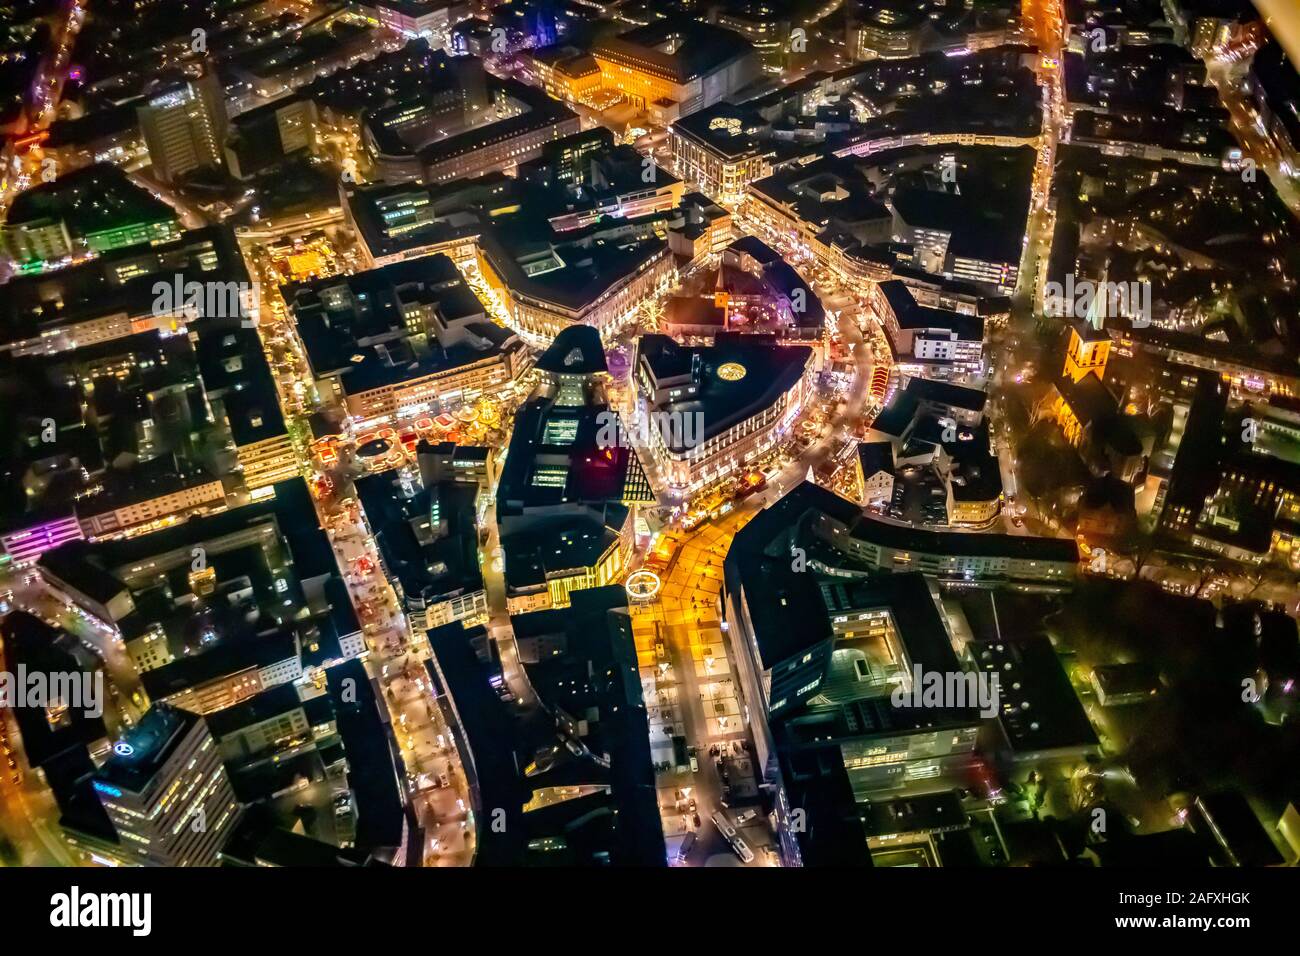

{"left": 0, "top": 0, "right": 87, "bottom": 284}
{"left": 238, "top": 226, "right": 478, "bottom": 866}
{"left": 2, "top": 0, "right": 1297, "bottom": 886}
{"left": 1205, "top": 54, "right": 1300, "bottom": 215}
{"left": 631, "top": 507, "right": 777, "bottom": 866}
{"left": 0, "top": 629, "right": 76, "bottom": 867}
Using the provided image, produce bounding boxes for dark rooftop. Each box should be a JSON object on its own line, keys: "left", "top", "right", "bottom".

{"left": 971, "top": 636, "right": 1100, "bottom": 756}
{"left": 289, "top": 253, "right": 521, "bottom": 394}
{"left": 591, "top": 19, "right": 754, "bottom": 85}
{"left": 6, "top": 162, "right": 178, "bottom": 244}
{"left": 906, "top": 376, "right": 988, "bottom": 414}
{"left": 93, "top": 703, "right": 198, "bottom": 794}
{"left": 535, "top": 325, "right": 607, "bottom": 377}
{"left": 637, "top": 334, "right": 812, "bottom": 451}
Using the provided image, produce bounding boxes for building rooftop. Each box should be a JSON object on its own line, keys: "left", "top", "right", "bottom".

{"left": 138, "top": 629, "right": 300, "bottom": 702}
{"left": 779, "top": 748, "right": 873, "bottom": 866}
{"left": 49, "top": 477, "right": 355, "bottom": 668}
{"left": 498, "top": 402, "right": 651, "bottom": 514}
{"left": 425, "top": 623, "right": 528, "bottom": 866}
{"left": 637, "top": 333, "right": 812, "bottom": 451}
{"left": 204, "top": 683, "right": 310, "bottom": 740}
{"left": 824, "top": 572, "right": 964, "bottom": 676}
{"left": 222, "top": 805, "right": 379, "bottom": 867}
{"left": 0, "top": 226, "right": 250, "bottom": 344}
{"left": 345, "top": 172, "right": 672, "bottom": 321}
{"left": 592, "top": 19, "right": 755, "bottom": 86}
{"left": 479, "top": 220, "right": 669, "bottom": 315}
{"left": 0, "top": 322, "right": 257, "bottom": 533}
{"left": 858, "top": 790, "right": 969, "bottom": 839}
{"left": 38, "top": 541, "right": 127, "bottom": 607}
{"left": 45, "top": 101, "right": 142, "bottom": 149}
{"left": 535, "top": 324, "right": 607, "bottom": 377}
{"left": 5, "top": 162, "right": 178, "bottom": 245}
{"left": 858, "top": 441, "right": 896, "bottom": 478}
{"left": 500, "top": 507, "right": 628, "bottom": 590}
{"left": 871, "top": 392, "right": 920, "bottom": 440}
{"left": 752, "top": 157, "right": 892, "bottom": 240}
{"left": 0, "top": 612, "right": 108, "bottom": 769}
{"left": 971, "top": 636, "right": 1100, "bottom": 756}
{"left": 891, "top": 185, "right": 1025, "bottom": 266}
{"left": 723, "top": 484, "right": 1078, "bottom": 658}
{"left": 516, "top": 586, "right": 666, "bottom": 866}
{"left": 671, "top": 102, "right": 772, "bottom": 161}
{"left": 192, "top": 324, "right": 286, "bottom": 446}
{"left": 906, "top": 376, "right": 988, "bottom": 414}
{"left": 356, "top": 473, "right": 483, "bottom": 609}
{"left": 415, "top": 79, "right": 576, "bottom": 168}
{"left": 1193, "top": 790, "right": 1285, "bottom": 867}
{"left": 93, "top": 703, "right": 199, "bottom": 794}
{"left": 289, "top": 253, "right": 522, "bottom": 394}
{"left": 879, "top": 280, "right": 983, "bottom": 340}
{"left": 1091, "top": 662, "right": 1162, "bottom": 701}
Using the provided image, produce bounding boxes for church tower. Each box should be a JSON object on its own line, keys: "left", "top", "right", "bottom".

{"left": 1063, "top": 293, "right": 1111, "bottom": 382}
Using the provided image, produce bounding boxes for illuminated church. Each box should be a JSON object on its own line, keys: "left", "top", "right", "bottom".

{"left": 1033, "top": 306, "right": 1145, "bottom": 482}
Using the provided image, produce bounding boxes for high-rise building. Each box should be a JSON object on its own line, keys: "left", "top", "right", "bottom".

{"left": 224, "top": 96, "right": 318, "bottom": 180}
{"left": 137, "top": 69, "right": 228, "bottom": 184}
{"left": 90, "top": 704, "right": 241, "bottom": 866}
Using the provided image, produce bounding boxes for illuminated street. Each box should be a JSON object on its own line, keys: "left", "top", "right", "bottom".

{"left": 0, "top": 0, "right": 1295, "bottom": 930}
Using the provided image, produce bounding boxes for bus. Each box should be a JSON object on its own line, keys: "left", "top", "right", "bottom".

{"left": 732, "top": 836, "right": 754, "bottom": 864}
{"left": 674, "top": 831, "right": 697, "bottom": 865}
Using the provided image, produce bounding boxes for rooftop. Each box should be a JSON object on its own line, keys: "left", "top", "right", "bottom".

{"left": 94, "top": 703, "right": 199, "bottom": 794}
{"left": 906, "top": 376, "right": 988, "bottom": 414}
{"left": 5, "top": 162, "right": 178, "bottom": 243}
{"left": 535, "top": 325, "right": 608, "bottom": 377}
{"left": 970, "top": 636, "right": 1100, "bottom": 755}
{"left": 592, "top": 19, "right": 755, "bottom": 85}
{"left": 879, "top": 280, "right": 983, "bottom": 340}
{"left": 637, "top": 333, "right": 812, "bottom": 451}
{"left": 289, "top": 254, "right": 521, "bottom": 394}
{"left": 671, "top": 102, "right": 772, "bottom": 161}
{"left": 0, "top": 226, "right": 250, "bottom": 344}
